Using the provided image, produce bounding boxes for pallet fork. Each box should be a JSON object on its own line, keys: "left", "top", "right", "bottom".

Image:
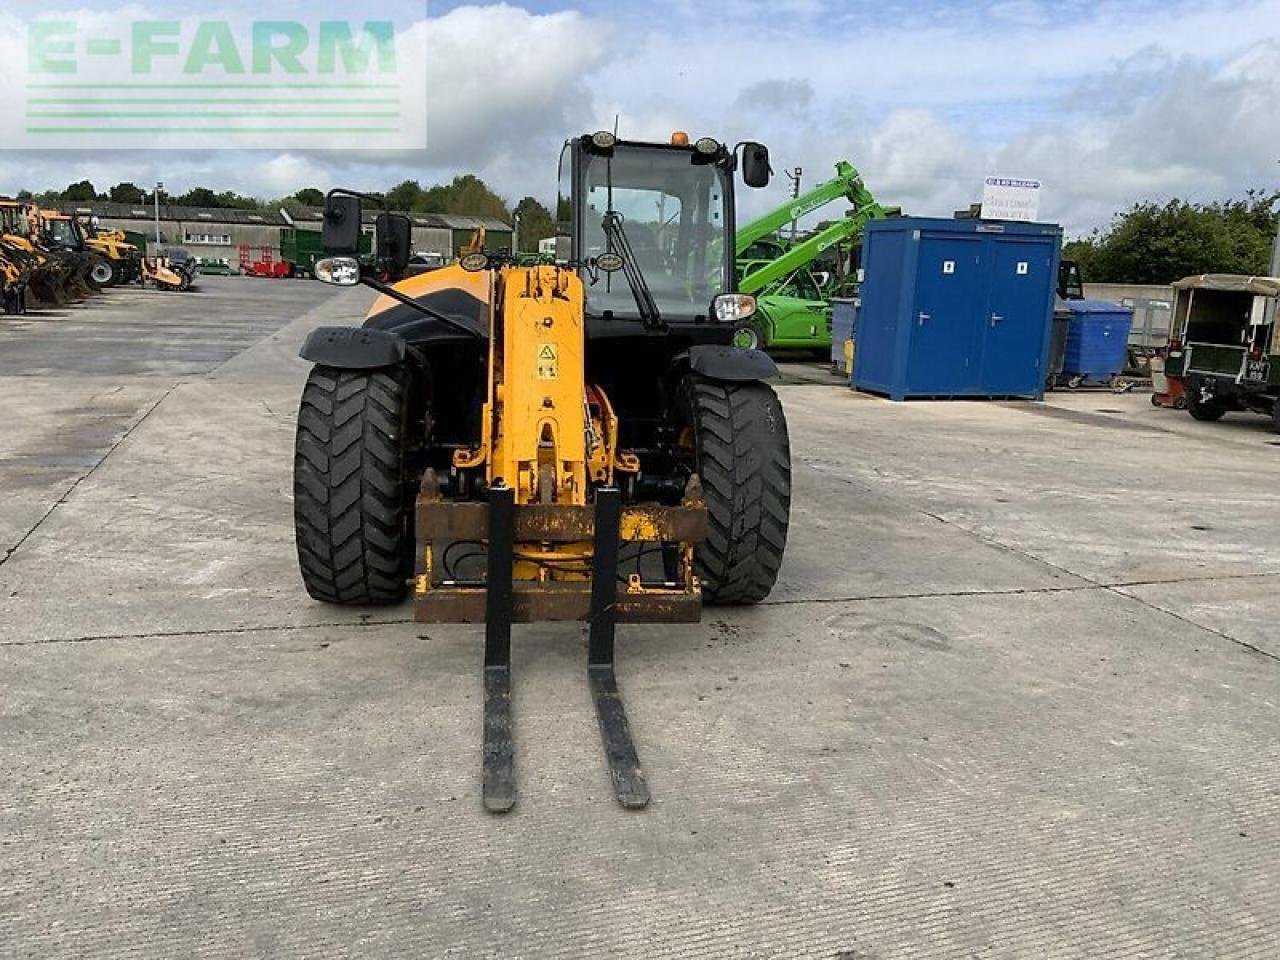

{"left": 480, "top": 486, "right": 648, "bottom": 812}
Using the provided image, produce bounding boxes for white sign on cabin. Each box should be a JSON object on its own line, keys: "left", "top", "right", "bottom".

{"left": 981, "top": 177, "right": 1042, "bottom": 223}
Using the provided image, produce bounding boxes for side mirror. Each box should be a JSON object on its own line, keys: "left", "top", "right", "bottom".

{"left": 322, "top": 195, "right": 362, "bottom": 255}
{"left": 376, "top": 212, "right": 412, "bottom": 274}
{"left": 741, "top": 143, "right": 771, "bottom": 189}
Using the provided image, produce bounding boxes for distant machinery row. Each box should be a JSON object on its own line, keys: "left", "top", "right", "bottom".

{"left": 60, "top": 202, "right": 512, "bottom": 269}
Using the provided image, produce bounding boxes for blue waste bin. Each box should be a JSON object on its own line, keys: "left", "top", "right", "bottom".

{"left": 1060, "top": 300, "right": 1134, "bottom": 386}
{"left": 830, "top": 298, "right": 857, "bottom": 371}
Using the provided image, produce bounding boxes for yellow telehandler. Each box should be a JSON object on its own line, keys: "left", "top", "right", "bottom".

{"left": 294, "top": 131, "right": 791, "bottom": 812}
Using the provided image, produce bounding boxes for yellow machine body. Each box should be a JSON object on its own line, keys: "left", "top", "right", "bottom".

{"left": 141, "top": 257, "right": 186, "bottom": 289}
{"left": 0, "top": 201, "right": 71, "bottom": 305}
{"left": 0, "top": 202, "right": 44, "bottom": 261}
{"left": 468, "top": 266, "right": 591, "bottom": 504}
{"left": 366, "top": 263, "right": 491, "bottom": 320}
{"left": 84, "top": 229, "right": 138, "bottom": 264}
{"left": 409, "top": 263, "right": 705, "bottom": 624}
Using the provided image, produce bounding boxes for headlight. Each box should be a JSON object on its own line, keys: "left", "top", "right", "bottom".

{"left": 712, "top": 293, "right": 756, "bottom": 323}
{"left": 591, "top": 130, "right": 617, "bottom": 150}
{"left": 694, "top": 137, "right": 721, "bottom": 156}
{"left": 314, "top": 257, "right": 361, "bottom": 286}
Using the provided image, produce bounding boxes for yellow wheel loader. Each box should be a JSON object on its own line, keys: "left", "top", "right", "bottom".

{"left": 38, "top": 210, "right": 114, "bottom": 293}
{"left": 85, "top": 227, "right": 141, "bottom": 287}
{"left": 0, "top": 201, "right": 78, "bottom": 307}
{"left": 294, "top": 132, "right": 791, "bottom": 812}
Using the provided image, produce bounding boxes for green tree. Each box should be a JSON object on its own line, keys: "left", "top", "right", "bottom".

{"left": 512, "top": 196, "right": 555, "bottom": 252}
{"left": 108, "top": 182, "right": 147, "bottom": 204}
{"left": 293, "top": 187, "right": 324, "bottom": 207}
{"left": 175, "top": 187, "right": 220, "bottom": 208}
{"left": 1068, "top": 192, "right": 1279, "bottom": 284}
{"left": 418, "top": 183, "right": 450, "bottom": 212}
{"left": 382, "top": 174, "right": 511, "bottom": 220}
{"left": 385, "top": 179, "right": 425, "bottom": 212}
{"left": 216, "top": 190, "right": 261, "bottom": 210}
{"left": 63, "top": 180, "right": 98, "bottom": 202}
{"left": 442, "top": 174, "right": 510, "bottom": 222}
{"left": 170, "top": 187, "right": 259, "bottom": 209}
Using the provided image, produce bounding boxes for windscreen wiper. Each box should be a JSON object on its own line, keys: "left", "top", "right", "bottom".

{"left": 602, "top": 211, "right": 664, "bottom": 331}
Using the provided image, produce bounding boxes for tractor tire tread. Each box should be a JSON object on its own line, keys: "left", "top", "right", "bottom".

{"left": 294, "top": 365, "right": 412, "bottom": 606}
{"left": 686, "top": 377, "right": 791, "bottom": 605}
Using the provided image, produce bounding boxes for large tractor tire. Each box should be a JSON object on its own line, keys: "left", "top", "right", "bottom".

{"left": 680, "top": 376, "right": 791, "bottom": 605}
{"left": 1186, "top": 385, "right": 1227, "bottom": 422}
{"left": 294, "top": 365, "right": 415, "bottom": 605}
{"left": 87, "top": 256, "right": 118, "bottom": 290}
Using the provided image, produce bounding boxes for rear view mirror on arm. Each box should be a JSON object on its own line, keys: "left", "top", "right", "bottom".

{"left": 741, "top": 142, "right": 772, "bottom": 189}
{"left": 375, "top": 213, "right": 412, "bottom": 275}
{"left": 322, "top": 194, "right": 363, "bottom": 255}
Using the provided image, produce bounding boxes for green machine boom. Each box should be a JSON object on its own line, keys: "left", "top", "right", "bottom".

{"left": 732, "top": 161, "right": 888, "bottom": 352}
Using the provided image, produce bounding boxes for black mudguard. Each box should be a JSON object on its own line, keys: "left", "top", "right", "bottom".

{"left": 299, "top": 326, "right": 407, "bottom": 370}
{"left": 685, "top": 344, "right": 780, "bottom": 382}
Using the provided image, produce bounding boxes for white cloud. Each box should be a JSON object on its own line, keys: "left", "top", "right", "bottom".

{"left": 422, "top": 4, "right": 609, "bottom": 166}
{"left": 0, "top": 0, "right": 1276, "bottom": 236}
{"left": 999, "top": 42, "right": 1280, "bottom": 234}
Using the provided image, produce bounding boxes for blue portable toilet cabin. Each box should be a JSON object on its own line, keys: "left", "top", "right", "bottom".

{"left": 852, "top": 217, "right": 1063, "bottom": 400}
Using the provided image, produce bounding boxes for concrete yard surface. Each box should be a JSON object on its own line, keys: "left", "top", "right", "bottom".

{"left": 2, "top": 277, "right": 1278, "bottom": 958}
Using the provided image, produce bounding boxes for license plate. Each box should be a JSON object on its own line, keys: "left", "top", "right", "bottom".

{"left": 1245, "top": 358, "right": 1270, "bottom": 382}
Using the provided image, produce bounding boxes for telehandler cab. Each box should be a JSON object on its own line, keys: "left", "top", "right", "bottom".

{"left": 294, "top": 132, "right": 791, "bottom": 812}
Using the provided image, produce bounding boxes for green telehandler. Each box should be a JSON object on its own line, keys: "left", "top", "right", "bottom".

{"left": 732, "top": 161, "right": 889, "bottom": 352}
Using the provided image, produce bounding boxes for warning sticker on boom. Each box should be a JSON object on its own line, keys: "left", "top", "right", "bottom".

{"left": 537, "top": 343, "right": 559, "bottom": 380}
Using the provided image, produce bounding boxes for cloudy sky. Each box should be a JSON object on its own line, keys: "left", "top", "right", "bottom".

{"left": 1, "top": 0, "right": 1277, "bottom": 237}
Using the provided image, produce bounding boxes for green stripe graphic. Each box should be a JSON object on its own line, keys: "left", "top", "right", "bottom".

{"left": 29, "top": 97, "right": 400, "bottom": 105}
{"left": 27, "top": 82, "right": 400, "bottom": 89}
{"left": 26, "top": 112, "right": 400, "bottom": 118}
{"left": 26, "top": 127, "right": 401, "bottom": 134}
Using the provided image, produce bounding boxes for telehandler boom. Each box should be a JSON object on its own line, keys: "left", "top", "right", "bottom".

{"left": 735, "top": 160, "right": 886, "bottom": 261}
{"left": 729, "top": 162, "right": 888, "bottom": 351}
